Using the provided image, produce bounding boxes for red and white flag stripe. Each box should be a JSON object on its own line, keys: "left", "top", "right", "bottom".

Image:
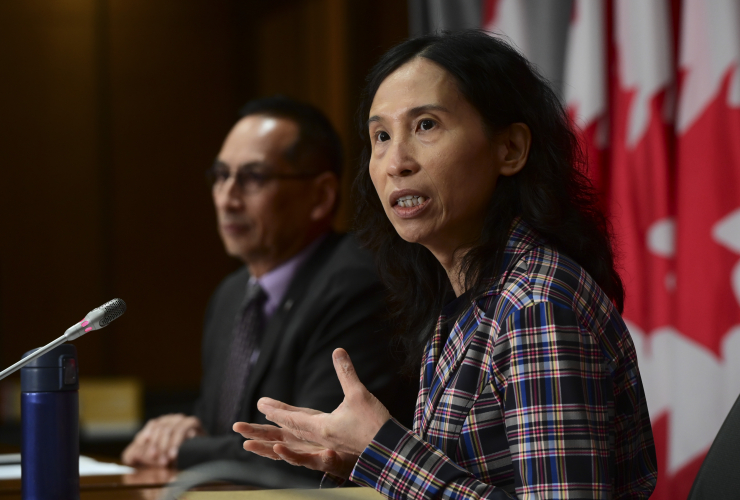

{"left": 671, "top": 0, "right": 740, "bottom": 494}
{"left": 481, "top": 0, "right": 740, "bottom": 495}
{"left": 564, "top": 0, "right": 608, "bottom": 192}
{"left": 483, "top": 0, "right": 740, "bottom": 499}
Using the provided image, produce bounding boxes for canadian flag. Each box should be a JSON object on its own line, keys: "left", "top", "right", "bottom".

{"left": 610, "top": 0, "right": 674, "bottom": 335}
{"left": 482, "top": 0, "right": 740, "bottom": 496}
{"left": 482, "top": 0, "right": 529, "bottom": 58}
{"left": 612, "top": 0, "right": 740, "bottom": 498}
{"left": 608, "top": 1, "right": 685, "bottom": 497}
{"left": 667, "top": 0, "right": 740, "bottom": 496}
{"left": 564, "top": 0, "right": 608, "bottom": 193}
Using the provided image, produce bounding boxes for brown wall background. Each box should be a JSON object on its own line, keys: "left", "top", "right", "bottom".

{"left": 0, "top": 0, "right": 408, "bottom": 392}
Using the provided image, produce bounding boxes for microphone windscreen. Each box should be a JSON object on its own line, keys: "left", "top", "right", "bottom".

{"left": 99, "top": 298, "right": 126, "bottom": 327}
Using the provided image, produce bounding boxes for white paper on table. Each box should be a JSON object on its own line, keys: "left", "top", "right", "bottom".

{"left": 0, "top": 454, "right": 20, "bottom": 466}
{"left": 0, "top": 454, "right": 134, "bottom": 479}
{"left": 0, "top": 464, "right": 20, "bottom": 480}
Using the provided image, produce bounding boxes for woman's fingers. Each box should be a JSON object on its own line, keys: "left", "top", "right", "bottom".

{"left": 247, "top": 439, "right": 323, "bottom": 454}
{"left": 272, "top": 444, "right": 322, "bottom": 469}
{"left": 273, "top": 444, "right": 356, "bottom": 479}
{"left": 332, "top": 349, "right": 365, "bottom": 397}
{"left": 235, "top": 422, "right": 324, "bottom": 451}
{"left": 242, "top": 438, "right": 326, "bottom": 460}
{"left": 242, "top": 440, "right": 283, "bottom": 460}
{"left": 257, "top": 398, "right": 323, "bottom": 416}
{"left": 233, "top": 421, "right": 255, "bottom": 436}
{"left": 265, "top": 409, "right": 322, "bottom": 443}
{"left": 233, "top": 422, "right": 294, "bottom": 442}
{"left": 250, "top": 356, "right": 390, "bottom": 458}
{"left": 272, "top": 444, "right": 336, "bottom": 471}
{"left": 256, "top": 400, "right": 326, "bottom": 444}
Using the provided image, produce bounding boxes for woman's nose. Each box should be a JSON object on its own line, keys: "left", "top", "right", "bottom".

{"left": 386, "top": 139, "right": 420, "bottom": 177}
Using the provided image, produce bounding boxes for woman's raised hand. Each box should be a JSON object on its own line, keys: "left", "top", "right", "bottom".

{"left": 233, "top": 348, "right": 391, "bottom": 479}
{"left": 232, "top": 420, "right": 360, "bottom": 478}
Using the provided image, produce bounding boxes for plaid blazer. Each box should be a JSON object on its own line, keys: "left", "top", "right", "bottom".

{"left": 350, "top": 219, "right": 658, "bottom": 499}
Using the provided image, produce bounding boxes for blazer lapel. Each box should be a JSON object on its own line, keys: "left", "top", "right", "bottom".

{"left": 418, "top": 301, "right": 486, "bottom": 436}
{"left": 417, "top": 303, "right": 483, "bottom": 436}
{"left": 419, "top": 219, "right": 545, "bottom": 436}
{"left": 415, "top": 317, "right": 445, "bottom": 434}
{"left": 203, "top": 269, "right": 250, "bottom": 430}
{"left": 239, "top": 234, "right": 341, "bottom": 421}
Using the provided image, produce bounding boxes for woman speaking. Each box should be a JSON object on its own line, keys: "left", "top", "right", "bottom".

{"left": 233, "top": 31, "right": 658, "bottom": 499}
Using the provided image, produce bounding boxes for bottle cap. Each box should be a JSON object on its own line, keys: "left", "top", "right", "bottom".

{"left": 21, "top": 344, "right": 78, "bottom": 392}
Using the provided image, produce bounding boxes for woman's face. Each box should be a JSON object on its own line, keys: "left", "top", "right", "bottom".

{"left": 368, "top": 58, "right": 506, "bottom": 261}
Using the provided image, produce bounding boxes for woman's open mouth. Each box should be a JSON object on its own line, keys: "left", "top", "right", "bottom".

{"left": 392, "top": 195, "right": 430, "bottom": 217}
{"left": 395, "top": 195, "right": 426, "bottom": 207}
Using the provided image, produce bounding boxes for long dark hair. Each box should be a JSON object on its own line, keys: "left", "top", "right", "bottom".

{"left": 353, "top": 30, "right": 623, "bottom": 371}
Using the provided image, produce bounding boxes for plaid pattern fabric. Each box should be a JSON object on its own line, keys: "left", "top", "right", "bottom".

{"left": 350, "top": 219, "right": 657, "bottom": 499}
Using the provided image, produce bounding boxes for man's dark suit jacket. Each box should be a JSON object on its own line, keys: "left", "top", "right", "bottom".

{"left": 177, "top": 233, "right": 415, "bottom": 485}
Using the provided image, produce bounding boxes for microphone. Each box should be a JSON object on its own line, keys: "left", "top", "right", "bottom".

{"left": 63, "top": 298, "right": 127, "bottom": 341}
{"left": 0, "top": 298, "right": 126, "bottom": 381}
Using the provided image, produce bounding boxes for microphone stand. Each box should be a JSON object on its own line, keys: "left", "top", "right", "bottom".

{"left": 0, "top": 335, "right": 68, "bottom": 381}
{"left": 0, "top": 298, "right": 126, "bottom": 381}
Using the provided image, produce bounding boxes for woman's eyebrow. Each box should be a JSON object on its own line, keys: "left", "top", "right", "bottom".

{"left": 407, "top": 104, "right": 450, "bottom": 116}
{"left": 366, "top": 115, "right": 383, "bottom": 128}
{"left": 366, "top": 104, "right": 450, "bottom": 128}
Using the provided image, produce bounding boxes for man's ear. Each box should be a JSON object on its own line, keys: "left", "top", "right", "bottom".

{"left": 310, "top": 172, "right": 339, "bottom": 221}
{"left": 496, "top": 122, "right": 531, "bottom": 177}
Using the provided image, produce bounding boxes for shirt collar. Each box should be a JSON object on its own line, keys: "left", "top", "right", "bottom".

{"left": 478, "top": 216, "right": 545, "bottom": 299}
{"left": 499, "top": 216, "right": 543, "bottom": 271}
{"left": 249, "top": 234, "right": 327, "bottom": 319}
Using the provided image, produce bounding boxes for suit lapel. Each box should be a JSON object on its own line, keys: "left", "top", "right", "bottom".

{"left": 239, "top": 234, "right": 341, "bottom": 421}
{"left": 203, "top": 269, "right": 250, "bottom": 430}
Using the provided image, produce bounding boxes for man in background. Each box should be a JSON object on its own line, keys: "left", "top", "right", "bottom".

{"left": 121, "top": 96, "right": 413, "bottom": 484}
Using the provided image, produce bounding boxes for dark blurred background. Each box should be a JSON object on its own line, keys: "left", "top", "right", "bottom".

{"left": 0, "top": 0, "right": 408, "bottom": 455}
{"left": 2, "top": 3, "right": 736, "bottom": 499}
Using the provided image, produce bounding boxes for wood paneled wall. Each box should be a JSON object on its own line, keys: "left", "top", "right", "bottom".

{"left": 0, "top": 0, "right": 408, "bottom": 390}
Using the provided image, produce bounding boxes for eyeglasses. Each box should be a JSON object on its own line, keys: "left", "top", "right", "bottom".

{"left": 206, "top": 162, "right": 317, "bottom": 194}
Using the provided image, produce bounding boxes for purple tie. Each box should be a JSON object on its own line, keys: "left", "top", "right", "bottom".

{"left": 216, "top": 281, "right": 267, "bottom": 434}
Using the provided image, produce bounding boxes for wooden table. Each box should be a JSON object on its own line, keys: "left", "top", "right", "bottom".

{"left": 0, "top": 446, "right": 384, "bottom": 499}
{"left": 0, "top": 463, "right": 258, "bottom": 499}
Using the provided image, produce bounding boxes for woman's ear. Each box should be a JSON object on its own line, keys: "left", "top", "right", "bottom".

{"left": 496, "top": 122, "right": 531, "bottom": 177}
{"left": 310, "top": 172, "right": 339, "bottom": 221}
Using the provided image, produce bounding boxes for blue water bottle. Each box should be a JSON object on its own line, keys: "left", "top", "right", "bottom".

{"left": 20, "top": 344, "right": 80, "bottom": 500}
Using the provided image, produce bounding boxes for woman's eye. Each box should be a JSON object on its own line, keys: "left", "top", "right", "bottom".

{"left": 377, "top": 131, "right": 390, "bottom": 142}
{"left": 419, "top": 119, "right": 436, "bottom": 131}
